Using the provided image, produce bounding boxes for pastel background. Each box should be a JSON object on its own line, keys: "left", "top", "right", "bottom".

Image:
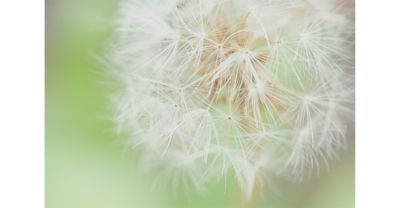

{"left": 45, "top": 0, "right": 354, "bottom": 207}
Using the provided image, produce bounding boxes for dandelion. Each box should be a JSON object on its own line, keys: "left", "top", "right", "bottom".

{"left": 107, "top": 0, "right": 354, "bottom": 203}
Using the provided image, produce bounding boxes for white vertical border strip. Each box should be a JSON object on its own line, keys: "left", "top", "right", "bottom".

{"left": 357, "top": 0, "right": 400, "bottom": 208}
{"left": 0, "top": 1, "right": 44, "bottom": 208}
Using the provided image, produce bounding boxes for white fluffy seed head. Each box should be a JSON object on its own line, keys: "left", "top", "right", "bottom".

{"left": 108, "top": 0, "right": 354, "bottom": 198}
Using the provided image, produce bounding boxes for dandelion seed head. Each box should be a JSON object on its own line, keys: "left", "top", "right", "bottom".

{"left": 108, "top": 0, "right": 354, "bottom": 198}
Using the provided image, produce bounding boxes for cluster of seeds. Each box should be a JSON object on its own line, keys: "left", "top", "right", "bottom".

{"left": 109, "top": 0, "right": 354, "bottom": 197}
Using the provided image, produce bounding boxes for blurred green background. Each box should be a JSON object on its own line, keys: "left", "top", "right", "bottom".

{"left": 45, "top": 0, "right": 354, "bottom": 207}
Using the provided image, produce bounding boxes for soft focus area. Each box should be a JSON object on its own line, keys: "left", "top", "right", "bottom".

{"left": 45, "top": 0, "right": 354, "bottom": 207}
